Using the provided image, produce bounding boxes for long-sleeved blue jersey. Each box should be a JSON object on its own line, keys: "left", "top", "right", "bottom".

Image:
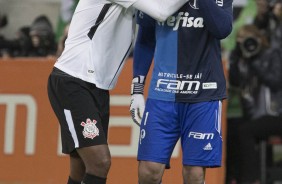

{"left": 133, "top": 0, "right": 233, "bottom": 102}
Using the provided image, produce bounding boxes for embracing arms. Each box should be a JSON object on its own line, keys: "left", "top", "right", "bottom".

{"left": 108, "top": 0, "right": 188, "bottom": 22}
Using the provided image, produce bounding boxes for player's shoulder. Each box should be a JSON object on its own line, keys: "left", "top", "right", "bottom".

{"left": 76, "top": 0, "right": 110, "bottom": 9}
{"left": 136, "top": 10, "right": 155, "bottom": 26}
{"left": 220, "top": 0, "right": 233, "bottom": 7}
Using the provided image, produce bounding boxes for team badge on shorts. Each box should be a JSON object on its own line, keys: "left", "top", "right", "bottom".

{"left": 81, "top": 118, "right": 99, "bottom": 139}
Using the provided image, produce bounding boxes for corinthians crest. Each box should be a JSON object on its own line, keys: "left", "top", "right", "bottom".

{"left": 81, "top": 118, "right": 99, "bottom": 139}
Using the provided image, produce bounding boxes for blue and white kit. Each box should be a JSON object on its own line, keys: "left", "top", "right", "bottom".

{"left": 133, "top": 0, "right": 233, "bottom": 167}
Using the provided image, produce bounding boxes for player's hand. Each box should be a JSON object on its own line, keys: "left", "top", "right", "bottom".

{"left": 129, "top": 75, "right": 146, "bottom": 126}
{"left": 130, "top": 94, "right": 145, "bottom": 126}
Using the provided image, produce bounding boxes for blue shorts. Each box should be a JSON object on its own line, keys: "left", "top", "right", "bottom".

{"left": 137, "top": 98, "right": 222, "bottom": 167}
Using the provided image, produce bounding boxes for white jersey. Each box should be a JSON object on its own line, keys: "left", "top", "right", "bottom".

{"left": 55, "top": 0, "right": 136, "bottom": 90}
{"left": 54, "top": 0, "right": 188, "bottom": 90}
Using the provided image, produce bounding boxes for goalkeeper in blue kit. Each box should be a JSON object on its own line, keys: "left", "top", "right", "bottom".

{"left": 130, "top": 0, "right": 233, "bottom": 183}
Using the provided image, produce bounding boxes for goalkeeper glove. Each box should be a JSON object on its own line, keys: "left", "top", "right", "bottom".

{"left": 130, "top": 75, "right": 146, "bottom": 126}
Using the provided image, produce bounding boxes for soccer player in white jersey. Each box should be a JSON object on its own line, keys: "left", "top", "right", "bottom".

{"left": 47, "top": 0, "right": 188, "bottom": 183}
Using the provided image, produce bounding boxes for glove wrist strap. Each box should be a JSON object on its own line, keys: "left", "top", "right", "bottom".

{"left": 131, "top": 75, "right": 145, "bottom": 95}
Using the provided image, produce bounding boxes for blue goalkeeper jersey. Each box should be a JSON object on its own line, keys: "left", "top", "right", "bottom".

{"left": 134, "top": 0, "right": 233, "bottom": 103}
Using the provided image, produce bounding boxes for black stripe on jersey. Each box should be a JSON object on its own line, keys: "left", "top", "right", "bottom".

{"left": 108, "top": 42, "right": 133, "bottom": 88}
{"left": 87, "top": 3, "right": 112, "bottom": 39}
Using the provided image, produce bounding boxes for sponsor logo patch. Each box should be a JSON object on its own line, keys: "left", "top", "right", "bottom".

{"left": 188, "top": 131, "right": 214, "bottom": 140}
{"left": 158, "top": 12, "right": 204, "bottom": 30}
{"left": 202, "top": 82, "right": 217, "bottom": 89}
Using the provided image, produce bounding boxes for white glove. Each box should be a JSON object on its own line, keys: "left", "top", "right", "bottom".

{"left": 130, "top": 76, "right": 146, "bottom": 126}
{"left": 130, "top": 94, "right": 145, "bottom": 126}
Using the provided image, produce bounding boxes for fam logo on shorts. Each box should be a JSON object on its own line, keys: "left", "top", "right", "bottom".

{"left": 81, "top": 118, "right": 99, "bottom": 139}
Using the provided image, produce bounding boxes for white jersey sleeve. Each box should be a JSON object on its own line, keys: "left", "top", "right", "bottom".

{"left": 107, "top": 0, "right": 136, "bottom": 8}
{"left": 108, "top": 0, "right": 188, "bottom": 21}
